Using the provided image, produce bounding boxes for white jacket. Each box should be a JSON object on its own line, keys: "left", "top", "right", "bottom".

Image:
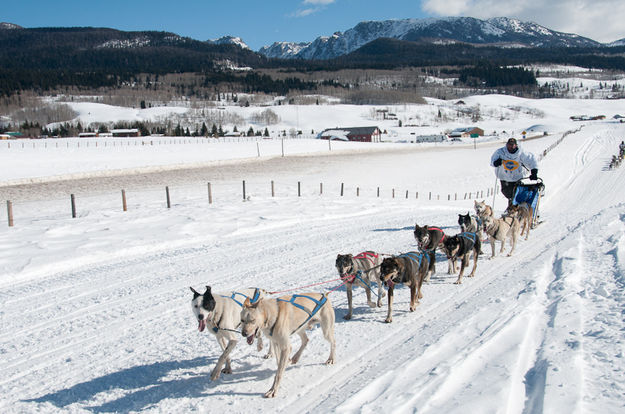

{"left": 490, "top": 146, "right": 538, "bottom": 182}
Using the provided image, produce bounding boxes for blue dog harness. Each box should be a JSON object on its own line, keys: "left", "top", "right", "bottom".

{"left": 459, "top": 232, "right": 477, "bottom": 244}
{"left": 213, "top": 289, "right": 262, "bottom": 333}
{"left": 274, "top": 294, "right": 327, "bottom": 335}
{"left": 398, "top": 251, "right": 429, "bottom": 268}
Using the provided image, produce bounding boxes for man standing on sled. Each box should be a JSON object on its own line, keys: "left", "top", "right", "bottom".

{"left": 491, "top": 138, "right": 539, "bottom": 207}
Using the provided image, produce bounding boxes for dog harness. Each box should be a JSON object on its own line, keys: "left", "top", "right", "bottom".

{"left": 459, "top": 232, "right": 477, "bottom": 244}
{"left": 353, "top": 251, "right": 379, "bottom": 265}
{"left": 220, "top": 289, "right": 261, "bottom": 307}
{"left": 213, "top": 289, "right": 262, "bottom": 333}
{"left": 275, "top": 294, "right": 327, "bottom": 335}
{"left": 399, "top": 252, "right": 429, "bottom": 268}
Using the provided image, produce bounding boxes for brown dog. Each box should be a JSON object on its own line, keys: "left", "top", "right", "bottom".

{"left": 241, "top": 292, "right": 336, "bottom": 398}
{"left": 379, "top": 252, "right": 428, "bottom": 323}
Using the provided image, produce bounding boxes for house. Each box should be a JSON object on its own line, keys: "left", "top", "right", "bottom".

{"left": 78, "top": 132, "right": 98, "bottom": 138}
{"left": 318, "top": 126, "right": 381, "bottom": 142}
{"left": 448, "top": 127, "right": 484, "bottom": 138}
{"left": 111, "top": 128, "right": 141, "bottom": 137}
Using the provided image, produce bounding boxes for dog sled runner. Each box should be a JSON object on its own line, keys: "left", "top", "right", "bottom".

{"left": 512, "top": 177, "right": 544, "bottom": 228}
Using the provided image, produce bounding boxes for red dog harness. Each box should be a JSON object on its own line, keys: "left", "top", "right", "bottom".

{"left": 353, "top": 251, "right": 379, "bottom": 265}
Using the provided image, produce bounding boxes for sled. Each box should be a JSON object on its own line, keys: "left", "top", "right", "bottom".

{"left": 512, "top": 177, "right": 544, "bottom": 228}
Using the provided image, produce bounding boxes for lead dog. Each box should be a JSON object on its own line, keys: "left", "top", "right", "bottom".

{"left": 379, "top": 252, "right": 428, "bottom": 323}
{"left": 413, "top": 224, "right": 451, "bottom": 280}
{"left": 335, "top": 251, "right": 385, "bottom": 320}
{"left": 442, "top": 232, "right": 480, "bottom": 284}
{"left": 482, "top": 214, "right": 520, "bottom": 258}
{"left": 241, "top": 292, "right": 336, "bottom": 398}
{"left": 190, "top": 286, "right": 270, "bottom": 381}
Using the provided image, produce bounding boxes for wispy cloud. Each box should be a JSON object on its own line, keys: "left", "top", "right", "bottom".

{"left": 421, "top": 0, "right": 625, "bottom": 42}
{"left": 291, "top": 0, "right": 337, "bottom": 18}
{"left": 294, "top": 8, "right": 318, "bottom": 17}
{"left": 303, "top": 0, "right": 337, "bottom": 4}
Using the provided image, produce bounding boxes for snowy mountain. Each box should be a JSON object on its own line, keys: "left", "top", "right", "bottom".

{"left": 607, "top": 38, "right": 625, "bottom": 47}
{"left": 0, "top": 22, "right": 23, "bottom": 30}
{"left": 259, "top": 17, "right": 602, "bottom": 59}
{"left": 206, "top": 35, "right": 250, "bottom": 50}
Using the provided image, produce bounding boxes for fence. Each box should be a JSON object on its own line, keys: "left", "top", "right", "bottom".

{"left": 4, "top": 180, "right": 496, "bottom": 227}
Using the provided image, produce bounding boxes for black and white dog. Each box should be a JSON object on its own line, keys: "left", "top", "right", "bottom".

{"left": 457, "top": 212, "right": 484, "bottom": 254}
{"left": 190, "top": 285, "right": 270, "bottom": 381}
{"left": 442, "top": 232, "right": 480, "bottom": 284}
{"left": 413, "top": 224, "right": 451, "bottom": 280}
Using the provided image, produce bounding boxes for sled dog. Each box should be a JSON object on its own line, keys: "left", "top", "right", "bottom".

{"left": 335, "top": 251, "right": 385, "bottom": 320}
{"left": 482, "top": 214, "right": 520, "bottom": 258}
{"left": 474, "top": 200, "right": 494, "bottom": 220}
{"left": 190, "top": 286, "right": 270, "bottom": 380}
{"left": 506, "top": 202, "right": 532, "bottom": 240}
{"left": 241, "top": 292, "right": 336, "bottom": 398}
{"left": 379, "top": 252, "right": 428, "bottom": 323}
{"left": 457, "top": 212, "right": 485, "bottom": 254}
{"left": 442, "top": 232, "right": 480, "bottom": 284}
{"left": 413, "top": 224, "right": 452, "bottom": 279}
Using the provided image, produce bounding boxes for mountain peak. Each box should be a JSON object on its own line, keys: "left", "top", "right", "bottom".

{"left": 258, "top": 16, "right": 601, "bottom": 59}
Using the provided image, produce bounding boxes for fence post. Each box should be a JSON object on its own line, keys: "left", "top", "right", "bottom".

{"left": 357, "top": 187, "right": 360, "bottom": 197}
{"left": 208, "top": 182, "right": 213, "bottom": 204}
{"left": 298, "top": 181, "right": 301, "bottom": 197}
{"left": 71, "top": 194, "right": 77, "bottom": 218}
{"left": 340, "top": 183, "right": 344, "bottom": 196}
{"left": 257, "top": 142, "right": 260, "bottom": 157}
{"left": 7, "top": 200, "right": 13, "bottom": 227}
{"left": 242, "top": 180, "right": 246, "bottom": 201}
{"left": 122, "top": 189, "right": 127, "bottom": 212}
{"left": 281, "top": 139, "right": 284, "bottom": 157}
{"left": 271, "top": 180, "right": 275, "bottom": 197}
{"left": 429, "top": 192, "right": 431, "bottom": 200}
{"left": 377, "top": 187, "right": 380, "bottom": 197}
{"left": 405, "top": 190, "right": 409, "bottom": 199}
{"left": 392, "top": 189, "right": 395, "bottom": 198}
{"left": 320, "top": 182, "right": 323, "bottom": 195}
{"left": 416, "top": 191, "right": 419, "bottom": 199}
{"left": 166, "top": 186, "right": 171, "bottom": 208}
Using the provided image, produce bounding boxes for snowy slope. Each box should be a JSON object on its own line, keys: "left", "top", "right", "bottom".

{"left": 0, "top": 118, "right": 624, "bottom": 411}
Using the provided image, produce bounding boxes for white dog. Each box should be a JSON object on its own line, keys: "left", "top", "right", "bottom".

{"left": 190, "top": 285, "right": 269, "bottom": 380}
{"left": 241, "top": 292, "right": 336, "bottom": 398}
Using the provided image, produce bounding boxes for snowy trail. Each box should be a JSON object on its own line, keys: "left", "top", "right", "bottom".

{"left": 1, "top": 123, "right": 625, "bottom": 412}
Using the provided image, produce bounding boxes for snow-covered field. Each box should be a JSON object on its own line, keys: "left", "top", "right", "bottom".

{"left": 1, "top": 96, "right": 625, "bottom": 413}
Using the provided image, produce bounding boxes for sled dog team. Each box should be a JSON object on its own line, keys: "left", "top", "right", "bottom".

{"left": 190, "top": 199, "right": 528, "bottom": 398}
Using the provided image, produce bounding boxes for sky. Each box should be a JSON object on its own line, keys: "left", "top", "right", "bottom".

{"left": 2, "top": 0, "right": 624, "bottom": 50}
{"left": 0, "top": 96, "right": 624, "bottom": 412}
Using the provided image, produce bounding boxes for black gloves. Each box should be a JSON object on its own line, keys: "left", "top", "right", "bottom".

{"left": 493, "top": 158, "right": 503, "bottom": 167}
{"left": 530, "top": 169, "right": 538, "bottom": 180}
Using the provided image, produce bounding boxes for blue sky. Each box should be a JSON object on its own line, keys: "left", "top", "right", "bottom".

{"left": 2, "top": 0, "right": 624, "bottom": 50}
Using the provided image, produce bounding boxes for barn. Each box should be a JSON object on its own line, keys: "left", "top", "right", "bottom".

{"left": 318, "top": 126, "right": 381, "bottom": 142}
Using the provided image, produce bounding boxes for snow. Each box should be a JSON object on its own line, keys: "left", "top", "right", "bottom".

{"left": 1, "top": 96, "right": 625, "bottom": 412}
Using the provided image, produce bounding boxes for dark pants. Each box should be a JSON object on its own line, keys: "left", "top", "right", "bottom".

{"left": 500, "top": 180, "right": 517, "bottom": 206}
